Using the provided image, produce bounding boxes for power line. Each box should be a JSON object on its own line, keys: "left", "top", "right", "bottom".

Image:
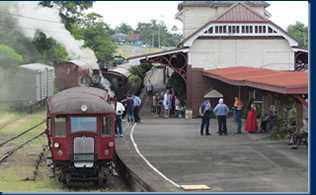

{"left": 0, "top": 10, "right": 64, "bottom": 25}
{"left": 0, "top": 24, "right": 69, "bottom": 34}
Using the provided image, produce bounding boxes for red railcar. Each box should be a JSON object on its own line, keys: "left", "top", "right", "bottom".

{"left": 54, "top": 60, "right": 92, "bottom": 90}
{"left": 46, "top": 87, "right": 116, "bottom": 186}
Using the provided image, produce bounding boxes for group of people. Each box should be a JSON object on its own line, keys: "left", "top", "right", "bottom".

{"left": 115, "top": 94, "right": 142, "bottom": 137}
{"left": 148, "top": 83, "right": 182, "bottom": 119}
{"left": 199, "top": 96, "right": 279, "bottom": 136}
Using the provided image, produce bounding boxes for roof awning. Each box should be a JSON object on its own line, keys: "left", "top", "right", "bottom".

{"left": 127, "top": 47, "right": 189, "bottom": 62}
{"left": 202, "top": 67, "right": 308, "bottom": 94}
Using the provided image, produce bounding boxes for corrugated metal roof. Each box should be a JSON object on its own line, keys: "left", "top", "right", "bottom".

{"left": 202, "top": 67, "right": 308, "bottom": 94}
{"left": 178, "top": 1, "right": 270, "bottom": 10}
{"left": 48, "top": 87, "right": 113, "bottom": 113}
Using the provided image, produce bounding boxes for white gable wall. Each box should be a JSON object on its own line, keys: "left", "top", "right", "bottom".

{"left": 189, "top": 39, "right": 294, "bottom": 70}
{"left": 183, "top": 7, "right": 217, "bottom": 39}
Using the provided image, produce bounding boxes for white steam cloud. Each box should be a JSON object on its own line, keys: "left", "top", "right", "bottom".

{"left": 7, "top": 1, "right": 98, "bottom": 69}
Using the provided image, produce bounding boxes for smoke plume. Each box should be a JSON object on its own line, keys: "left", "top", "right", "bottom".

{"left": 4, "top": 1, "right": 98, "bottom": 69}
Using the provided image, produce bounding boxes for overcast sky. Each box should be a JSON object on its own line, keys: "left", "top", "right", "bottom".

{"left": 89, "top": 1, "right": 309, "bottom": 32}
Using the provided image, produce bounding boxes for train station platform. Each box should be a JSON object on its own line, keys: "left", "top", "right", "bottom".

{"left": 115, "top": 69, "right": 309, "bottom": 192}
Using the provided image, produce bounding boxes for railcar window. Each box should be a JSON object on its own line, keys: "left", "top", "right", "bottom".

{"left": 54, "top": 117, "right": 66, "bottom": 137}
{"left": 102, "top": 117, "right": 113, "bottom": 136}
{"left": 71, "top": 117, "right": 97, "bottom": 133}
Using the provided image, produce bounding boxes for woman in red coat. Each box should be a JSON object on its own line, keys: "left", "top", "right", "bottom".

{"left": 244, "top": 98, "right": 258, "bottom": 133}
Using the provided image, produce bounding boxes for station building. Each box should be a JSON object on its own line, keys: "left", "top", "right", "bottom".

{"left": 128, "top": 1, "right": 308, "bottom": 128}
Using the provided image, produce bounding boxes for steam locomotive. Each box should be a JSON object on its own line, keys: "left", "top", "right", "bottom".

{"left": 54, "top": 60, "right": 142, "bottom": 101}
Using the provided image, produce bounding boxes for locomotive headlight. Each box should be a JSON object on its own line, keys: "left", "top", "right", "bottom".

{"left": 108, "top": 141, "right": 114, "bottom": 147}
{"left": 104, "top": 149, "right": 109, "bottom": 156}
{"left": 58, "top": 150, "right": 63, "bottom": 156}
{"left": 91, "top": 74, "right": 101, "bottom": 84}
{"left": 54, "top": 142, "right": 60, "bottom": 148}
{"left": 81, "top": 105, "right": 88, "bottom": 112}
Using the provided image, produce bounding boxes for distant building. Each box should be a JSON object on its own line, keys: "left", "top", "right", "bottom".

{"left": 127, "top": 34, "right": 141, "bottom": 45}
{"left": 111, "top": 33, "right": 128, "bottom": 41}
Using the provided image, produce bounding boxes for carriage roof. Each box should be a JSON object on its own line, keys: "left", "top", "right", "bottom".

{"left": 48, "top": 87, "right": 114, "bottom": 113}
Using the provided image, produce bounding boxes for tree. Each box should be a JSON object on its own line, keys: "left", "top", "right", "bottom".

{"left": 32, "top": 32, "right": 68, "bottom": 66}
{"left": 136, "top": 20, "right": 182, "bottom": 48}
{"left": 39, "top": 1, "right": 94, "bottom": 32}
{"left": 115, "top": 23, "right": 134, "bottom": 35}
{"left": 72, "top": 13, "right": 116, "bottom": 62}
{"left": 287, "top": 21, "right": 308, "bottom": 48}
{"left": 0, "top": 44, "right": 23, "bottom": 69}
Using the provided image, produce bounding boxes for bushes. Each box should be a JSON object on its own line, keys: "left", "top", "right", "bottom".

{"left": 266, "top": 119, "right": 294, "bottom": 140}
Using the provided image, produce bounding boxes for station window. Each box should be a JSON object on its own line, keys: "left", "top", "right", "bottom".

{"left": 71, "top": 117, "right": 97, "bottom": 133}
{"left": 54, "top": 116, "right": 66, "bottom": 137}
{"left": 102, "top": 117, "right": 113, "bottom": 136}
{"left": 254, "top": 90, "right": 263, "bottom": 103}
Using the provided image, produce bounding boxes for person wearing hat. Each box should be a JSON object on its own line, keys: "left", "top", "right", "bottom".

{"left": 199, "top": 98, "right": 211, "bottom": 136}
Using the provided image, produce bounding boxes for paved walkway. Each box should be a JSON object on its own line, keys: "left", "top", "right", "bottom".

{"left": 116, "top": 69, "right": 309, "bottom": 192}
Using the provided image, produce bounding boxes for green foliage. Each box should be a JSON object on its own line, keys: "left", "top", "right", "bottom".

{"left": 287, "top": 21, "right": 308, "bottom": 48}
{"left": 128, "top": 75, "right": 141, "bottom": 87}
{"left": 266, "top": 119, "right": 294, "bottom": 140}
{"left": 139, "top": 62, "right": 152, "bottom": 72}
{"left": 71, "top": 13, "right": 117, "bottom": 62}
{"left": 32, "top": 32, "right": 68, "bottom": 65}
{"left": 0, "top": 44, "right": 23, "bottom": 69}
{"left": 39, "top": 1, "right": 94, "bottom": 31}
{"left": 115, "top": 23, "right": 134, "bottom": 35}
{"left": 168, "top": 72, "right": 186, "bottom": 101}
{"left": 135, "top": 20, "right": 182, "bottom": 47}
{"left": 129, "top": 66, "right": 144, "bottom": 78}
{"left": 0, "top": 12, "right": 40, "bottom": 64}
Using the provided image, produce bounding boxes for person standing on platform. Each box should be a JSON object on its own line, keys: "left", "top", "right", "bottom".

{"left": 115, "top": 101, "right": 125, "bottom": 137}
{"left": 146, "top": 80, "right": 154, "bottom": 98}
{"left": 132, "top": 95, "right": 141, "bottom": 123}
{"left": 234, "top": 97, "right": 244, "bottom": 134}
{"left": 199, "top": 99, "right": 211, "bottom": 136}
{"left": 244, "top": 98, "right": 258, "bottom": 133}
{"left": 213, "top": 98, "right": 229, "bottom": 136}
{"left": 163, "top": 89, "right": 170, "bottom": 118}
{"left": 124, "top": 94, "right": 134, "bottom": 123}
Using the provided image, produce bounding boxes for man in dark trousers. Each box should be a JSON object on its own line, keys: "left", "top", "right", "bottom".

{"left": 213, "top": 98, "right": 229, "bottom": 136}
{"left": 124, "top": 94, "right": 134, "bottom": 123}
{"left": 199, "top": 99, "right": 211, "bottom": 136}
{"left": 132, "top": 95, "right": 141, "bottom": 123}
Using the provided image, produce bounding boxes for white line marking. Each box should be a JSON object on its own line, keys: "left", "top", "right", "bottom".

{"left": 130, "top": 123, "right": 180, "bottom": 188}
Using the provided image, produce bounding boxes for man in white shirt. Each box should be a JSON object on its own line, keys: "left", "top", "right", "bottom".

{"left": 116, "top": 101, "right": 125, "bottom": 137}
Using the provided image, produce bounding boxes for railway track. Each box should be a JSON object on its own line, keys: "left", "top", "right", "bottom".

{"left": 0, "top": 130, "right": 46, "bottom": 163}
{"left": 0, "top": 114, "right": 27, "bottom": 131}
{"left": 0, "top": 120, "right": 45, "bottom": 148}
{"left": 0, "top": 120, "right": 46, "bottom": 163}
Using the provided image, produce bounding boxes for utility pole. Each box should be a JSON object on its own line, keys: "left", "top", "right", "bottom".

{"left": 158, "top": 24, "right": 160, "bottom": 48}
{"left": 152, "top": 33, "right": 154, "bottom": 52}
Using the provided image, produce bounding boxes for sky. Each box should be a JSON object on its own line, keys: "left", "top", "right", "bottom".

{"left": 89, "top": 1, "right": 309, "bottom": 33}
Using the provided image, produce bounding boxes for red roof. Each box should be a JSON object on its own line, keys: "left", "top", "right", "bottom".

{"left": 202, "top": 67, "right": 308, "bottom": 94}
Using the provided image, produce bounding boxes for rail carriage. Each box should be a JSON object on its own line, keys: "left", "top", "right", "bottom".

{"left": 46, "top": 87, "right": 117, "bottom": 186}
